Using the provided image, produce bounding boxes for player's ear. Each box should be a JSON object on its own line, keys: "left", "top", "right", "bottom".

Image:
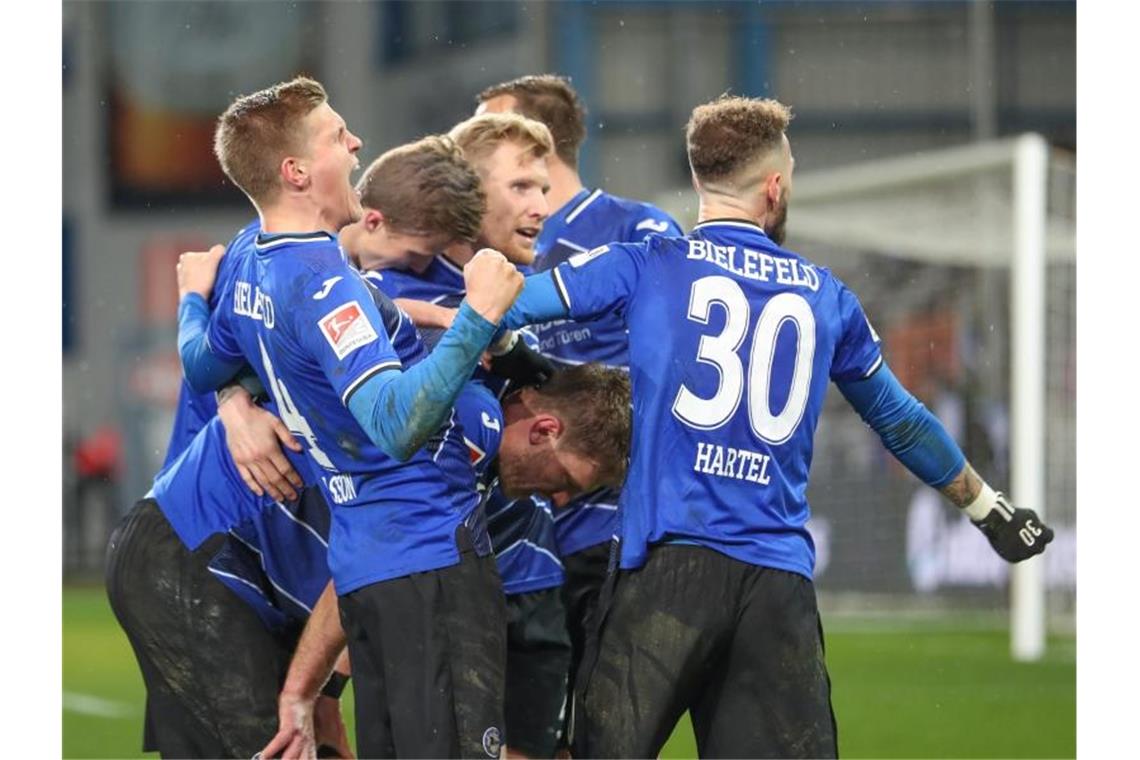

{"left": 766, "top": 171, "right": 783, "bottom": 207}
{"left": 363, "top": 209, "right": 384, "bottom": 233}
{"left": 281, "top": 156, "right": 309, "bottom": 191}
{"left": 528, "top": 414, "right": 564, "bottom": 446}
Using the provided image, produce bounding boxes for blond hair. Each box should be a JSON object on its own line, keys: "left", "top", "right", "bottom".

{"left": 686, "top": 96, "right": 792, "bottom": 186}
{"left": 214, "top": 76, "right": 328, "bottom": 205}
{"left": 448, "top": 112, "right": 554, "bottom": 171}
{"left": 356, "top": 135, "right": 486, "bottom": 243}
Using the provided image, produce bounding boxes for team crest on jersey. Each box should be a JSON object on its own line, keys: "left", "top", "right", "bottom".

{"left": 318, "top": 300, "right": 378, "bottom": 359}
{"left": 482, "top": 727, "right": 502, "bottom": 758}
{"left": 569, "top": 245, "right": 609, "bottom": 268}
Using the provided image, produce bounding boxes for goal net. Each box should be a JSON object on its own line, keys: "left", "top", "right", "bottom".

{"left": 656, "top": 136, "right": 1076, "bottom": 657}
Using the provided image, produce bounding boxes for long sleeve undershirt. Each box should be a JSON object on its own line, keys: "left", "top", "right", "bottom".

{"left": 345, "top": 301, "right": 497, "bottom": 461}
{"left": 836, "top": 364, "right": 966, "bottom": 488}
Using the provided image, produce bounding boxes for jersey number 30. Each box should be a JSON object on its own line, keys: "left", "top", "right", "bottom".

{"left": 672, "top": 276, "right": 815, "bottom": 444}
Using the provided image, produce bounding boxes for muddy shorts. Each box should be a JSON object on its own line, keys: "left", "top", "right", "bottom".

{"left": 574, "top": 543, "right": 837, "bottom": 759}
{"left": 105, "top": 498, "right": 300, "bottom": 758}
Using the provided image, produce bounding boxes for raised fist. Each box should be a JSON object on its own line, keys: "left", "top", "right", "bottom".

{"left": 463, "top": 248, "right": 524, "bottom": 324}
{"left": 177, "top": 244, "right": 226, "bottom": 300}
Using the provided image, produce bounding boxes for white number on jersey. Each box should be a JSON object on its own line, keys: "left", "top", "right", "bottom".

{"left": 672, "top": 277, "right": 815, "bottom": 445}
{"left": 259, "top": 337, "right": 335, "bottom": 470}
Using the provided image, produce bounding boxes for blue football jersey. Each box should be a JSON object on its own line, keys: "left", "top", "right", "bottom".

{"left": 368, "top": 254, "right": 466, "bottom": 306}
{"left": 453, "top": 382, "right": 564, "bottom": 595}
{"left": 550, "top": 219, "right": 883, "bottom": 579}
{"left": 207, "top": 487, "right": 332, "bottom": 633}
{"left": 151, "top": 411, "right": 305, "bottom": 551}
{"left": 205, "top": 230, "right": 481, "bottom": 593}
{"left": 532, "top": 188, "right": 682, "bottom": 557}
{"left": 160, "top": 219, "right": 261, "bottom": 468}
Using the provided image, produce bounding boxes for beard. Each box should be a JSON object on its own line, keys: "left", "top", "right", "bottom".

{"left": 765, "top": 196, "right": 788, "bottom": 246}
{"left": 497, "top": 446, "right": 544, "bottom": 499}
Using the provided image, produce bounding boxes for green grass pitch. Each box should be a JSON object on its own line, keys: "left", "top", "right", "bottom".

{"left": 64, "top": 585, "right": 1074, "bottom": 758}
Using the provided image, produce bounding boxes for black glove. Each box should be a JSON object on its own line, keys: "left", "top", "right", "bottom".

{"left": 971, "top": 492, "right": 1054, "bottom": 563}
{"left": 489, "top": 337, "right": 557, "bottom": 388}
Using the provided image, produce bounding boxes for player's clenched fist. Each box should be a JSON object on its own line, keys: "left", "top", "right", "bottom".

{"left": 177, "top": 244, "right": 226, "bottom": 300}
{"left": 971, "top": 492, "right": 1054, "bottom": 563}
{"left": 463, "top": 248, "right": 524, "bottom": 324}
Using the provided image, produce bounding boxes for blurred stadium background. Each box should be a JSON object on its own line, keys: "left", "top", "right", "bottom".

{"left": 61, "top": 1, "right": 1075, "bottom": 757}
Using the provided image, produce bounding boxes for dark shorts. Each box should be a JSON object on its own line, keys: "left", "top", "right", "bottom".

{"left": 504, "top": 587, "right": 572, "bottom": 758}
{"left": 558, "top": 539, "right": 611, "bottom": 748}
{"left": 104, "top": 498, "right": 301, "bottom": 758}
{"left": 575, "top": 544, "right": 837, "bottom": 759}
{"left": 338, "top": 524, "right": 507, "bottom": 759}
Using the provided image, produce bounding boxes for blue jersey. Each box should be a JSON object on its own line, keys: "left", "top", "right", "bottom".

{"left": 550, "top": 219, "right": 882, "bottom": 578}
{"left": 369, "top": 254, "right": 466, "bottom": 307}
{"left": 151, "top": 413, "right": 301, "bottom": 551}
{"left": 205, "top": 230, "right": 480, "bottom": 593}
{"left": 453, "top": 383, "right": 564, "bottom": 595}
{"left": 532, "top": 188, "right": 682, "bottom": 557}
{"left": 160, "top": 219, "right": 261, "bottom": 468}
{"left": 208, "top": 487, "right": 332, "bottom": 633}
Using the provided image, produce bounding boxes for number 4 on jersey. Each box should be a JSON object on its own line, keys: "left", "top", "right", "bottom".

{"left": 259, "top": 337, "right": 335, "bottom": 470}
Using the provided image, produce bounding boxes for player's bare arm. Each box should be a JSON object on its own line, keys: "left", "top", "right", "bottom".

{"left": 938, "top": 462, "right": 983, "bottom": 508}
{"left": 216, "top": 382, "right": 304, "bottom": 502}
{"left": 261, "top": 581, "right": 346, "bottom": 760}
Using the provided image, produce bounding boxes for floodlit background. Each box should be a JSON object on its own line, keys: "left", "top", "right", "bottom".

{"left": 61, "top": 1, "right": 1075, "bottom": 758}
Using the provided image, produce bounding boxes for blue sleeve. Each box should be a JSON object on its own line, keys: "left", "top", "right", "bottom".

{"left": 451, "top": 381, "right": 504, "bottom": 477}
{"left": 836, "top": 363, "right": 966, "bottom": 488}
{"left": 830, "top": 281, "right": 884, "bottom": 383}
{"left": 177, "top": 293, "right": 244, "bottom": 393}
{"left": 501, "top": 271, "right": 570, "bottom": 330}
{"left": 509, "top": 241, "right": 649, "bottom": 332}
{"left": 346, "top": 301, "right": 498, "bottom": 461}
{"left": 629, "top": 208, "right": 683, "bottom": 241}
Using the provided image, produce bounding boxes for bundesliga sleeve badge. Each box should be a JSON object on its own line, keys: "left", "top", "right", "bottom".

{"left": 319, "top": 300, "right": 379, "bottom": 359}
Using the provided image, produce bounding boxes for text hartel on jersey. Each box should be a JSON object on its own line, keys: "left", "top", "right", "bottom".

{"left": 693, "top": 441, "right": 772, "bottom": 486}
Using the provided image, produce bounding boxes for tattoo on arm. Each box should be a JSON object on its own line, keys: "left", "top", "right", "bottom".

{"left": 939, "top": 462, "right": 983, "bottom": 509}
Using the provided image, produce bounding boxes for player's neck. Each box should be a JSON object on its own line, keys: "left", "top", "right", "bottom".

{"left": 259, "top": 198, "right": 340, "bottom": 237}
{"left": 547, "top": 160, "right": 586, "bottom": 217}
{"left": 697, "top": 197, "right": 764, "bottom": 228}
{"left": 443, "top": 243, "right": 475, "bottom": 268}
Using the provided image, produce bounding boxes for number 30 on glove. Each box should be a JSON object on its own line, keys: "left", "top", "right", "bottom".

{"left": 971, "top": 492, "right": 1054, "bottom": 563}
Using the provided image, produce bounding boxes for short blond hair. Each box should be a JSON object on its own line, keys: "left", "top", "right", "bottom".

{"left": 356, "top": 135, "right": 486, "bottom": 243}
{"left": 214, "top": 76, "right": 328, "bottom": 205}
{"left": 686, "top": 96, "right": 792, "bottom": 185}
{"left": 448, "top": 112, "right": 554, "bottom": 171}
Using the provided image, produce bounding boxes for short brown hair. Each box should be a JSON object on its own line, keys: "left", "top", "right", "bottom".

{"left": 448, "top": 113, "right": 554, "bottom": 173}
{"left": 355, "top": 135, "right": 486, "bottom": 243}
{"left": 686, "top": 95, "right": 792, "bottom": 185}
{"left": 213, "top": 76, "right": 328, "bottom": 205}
{"left": 530, "top": 364, "right": 632, "bottom": 488}
{"left": 477, "top": 74, "right": 587, "bottom": 167}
